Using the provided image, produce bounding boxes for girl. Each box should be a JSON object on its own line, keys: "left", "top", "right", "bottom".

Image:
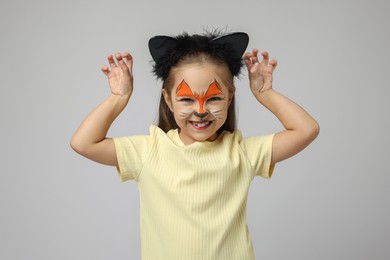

{"left": 71, "top": 31, "right": 319, "bottom": 260}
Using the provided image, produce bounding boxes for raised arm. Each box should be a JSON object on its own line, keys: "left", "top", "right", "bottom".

{"left": 244, "top": 49, "right": 320, "bottom": 165}
{"left": 70, "top": 53, "right": 133, "bottom": 166}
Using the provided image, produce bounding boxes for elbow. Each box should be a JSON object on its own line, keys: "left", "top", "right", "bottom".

{"left": 70, "top": 137, "right": 80, "bottom": 153}
{"left": 70, "top": 136, "right": 86, "bottom": 155}
{"left": 306, "top": 120, "right": 320, "bottom": 143}
{"left": 313, "top": 120, "right": 320, "bottom": 138}
{"left": 295, "top": 119, "right": 320, "bottom": 145}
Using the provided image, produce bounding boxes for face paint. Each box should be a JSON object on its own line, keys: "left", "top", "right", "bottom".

{"left": 209, "top": 109, "right": 225, "bottom": 120}
{"left": 176, "top": 79, "right": 223, "bottom": 114}
{"left": 164, "top": 62, "right": 233, "bottom": 145}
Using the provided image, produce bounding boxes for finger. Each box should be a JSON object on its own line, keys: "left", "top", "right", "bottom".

{"left": 244, "top": 51, "right": 260, "bottom": 67}
{"left": 261, "top": 51, "right": 269, "bottom": 65}
{"left": 244, "top": 58, "right": 253, "bottom": 70}
{"left": 115, "top": 52, "right": 123, "bottom": 60}
{"left": 122, "top": 52, "right": 133, "bottom": 73}
{"left": 101, "top": 65, "right": 110, "bottom": 76}
{"left": 244, "top": 51, "right": 254, "bottom": 63}
{"left": 115, "top": 52, "right": 124, "bottom": 63}
{"left": 244, "top": 51, "right": 256, "bottom": 65}
{"left": 107, "top": 55, "right": 117, "bottom": 69}
{"left": 269, "top": 59, "right": 278, "bottom": 70}
{"left": 108, "top": 54, "right": 117, "bottom": 68}
{"left": 116, "top": 53, "right": 128, "bottom": 71}
{"left": 251, "top": 48, "right": 260, "bottom": 64}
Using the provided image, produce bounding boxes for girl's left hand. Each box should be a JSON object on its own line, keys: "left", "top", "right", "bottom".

{"left": 244, "top": 49, "right": 277, "bottom": 94}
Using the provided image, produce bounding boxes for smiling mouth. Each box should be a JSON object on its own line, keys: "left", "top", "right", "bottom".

{"left": 190, "top": 121, "right": 212, "bottom": 129}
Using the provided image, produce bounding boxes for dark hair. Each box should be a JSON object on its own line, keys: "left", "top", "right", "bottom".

{"left": 148, "top": 31, "right": 249, "bottom": 134}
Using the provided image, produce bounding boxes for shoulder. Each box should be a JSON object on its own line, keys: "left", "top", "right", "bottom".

{"left": 221, "top": 129, "right": 274, "bottom": 154}
{"left": 113, "top": 125, "right": 164, "bottom": 152}
{"left": 219, "top": 129, "right": 273, "bottom": 148}
{"left": 219, "top": 129, "right": 243, "bottom": 143}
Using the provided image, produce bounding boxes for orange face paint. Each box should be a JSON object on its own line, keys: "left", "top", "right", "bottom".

{"left": 176, "top": 79, "right": 223, "bottom": 113}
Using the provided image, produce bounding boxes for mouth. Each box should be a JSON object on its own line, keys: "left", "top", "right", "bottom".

{"left": 190, "top": 121, "right": 212, "bottom": 129}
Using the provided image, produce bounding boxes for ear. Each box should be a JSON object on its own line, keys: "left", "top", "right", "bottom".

{"left": 212, "top": 32, "right": 249, "bottom": 59}
{"left": 149, "top": 36, "right": 178, "bottom": 62}
{"left": 162, "top": 89, "right": 174, "bottom": 112}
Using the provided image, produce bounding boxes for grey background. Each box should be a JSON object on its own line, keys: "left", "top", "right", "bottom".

{"left": 1, "top": 0, "right": 389, "bottom": 259}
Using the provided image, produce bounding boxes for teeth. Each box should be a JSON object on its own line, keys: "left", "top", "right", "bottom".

{"left": 193, "top": 121, "right": 210, "bottom": 128}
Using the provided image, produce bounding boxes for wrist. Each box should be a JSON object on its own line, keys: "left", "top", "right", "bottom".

{"left": 110, "top": 92, "right": 131, "bottom": 101}
{"left": 108, "top": 93, "right": 131, "bottom": 113}
{"left": 250, "top": 79, "right": 273, "bottom": 95}
{"left": 254, "top": 88, "right": 275, "bottom": 102}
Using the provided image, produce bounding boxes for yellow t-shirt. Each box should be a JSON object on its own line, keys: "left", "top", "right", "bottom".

{"left": 114, "top": 125, "right": 274, "bottom": 260}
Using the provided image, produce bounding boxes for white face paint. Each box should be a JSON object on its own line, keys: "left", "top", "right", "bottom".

{"left": 209, "top": 108, "right": 226, "bottom": 120}
{"left": 177, "top": 109, "right": 194, "bottom": 120}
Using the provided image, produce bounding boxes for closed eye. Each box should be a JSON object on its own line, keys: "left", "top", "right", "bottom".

{"left": 208, "top": 97, "right": 224, "bottom": 102}
{"left": 178, "top": 98, "right": 194, "bottom": 103}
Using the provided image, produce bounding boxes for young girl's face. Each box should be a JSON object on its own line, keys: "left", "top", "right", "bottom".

{"left": 163, "top": 62, "right": 233, "bottom": 145}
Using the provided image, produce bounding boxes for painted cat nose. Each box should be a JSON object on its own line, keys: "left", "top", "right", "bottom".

{"left": 194, "top": 111, "right": 209, "bottom": 119}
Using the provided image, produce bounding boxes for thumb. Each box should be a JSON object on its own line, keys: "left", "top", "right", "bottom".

{"left": 101, "top": 65, "right": 110, "bottom": 77}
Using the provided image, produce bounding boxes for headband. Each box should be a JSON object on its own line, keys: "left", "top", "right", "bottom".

{"left": 148, "top": 32, "right": 249, "bottom": 80}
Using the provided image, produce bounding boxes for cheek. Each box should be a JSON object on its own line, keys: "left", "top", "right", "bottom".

{"left": 210, "top": 99, "right": 229, "bottom": 109}
{"left": 208, "top": 101, "right": 229, "bottom": 120}
{"left": 173, "top": 103, "right": 193, "bottom": 119}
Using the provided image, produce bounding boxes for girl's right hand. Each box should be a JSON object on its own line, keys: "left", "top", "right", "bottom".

{"left": 101, "top": 53, "right": 133, "bottom": 97}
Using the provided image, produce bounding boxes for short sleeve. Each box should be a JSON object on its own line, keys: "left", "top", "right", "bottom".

{"left": 240, "top": 134, "right": 275, "bottom": 179}
{"left": 113, "top": 135, "right": 150, "bottom": 182}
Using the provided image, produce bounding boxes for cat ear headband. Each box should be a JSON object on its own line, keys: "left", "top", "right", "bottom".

{"left": 148, "top": 32, "right": 249, "bottom": 80}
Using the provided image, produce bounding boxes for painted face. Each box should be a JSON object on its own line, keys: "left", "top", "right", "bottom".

{"left": 163, "top": 63, "right": 232, "bottom": 145}
{"left": 176, "top": 79, "right": 225, "bottom": 119}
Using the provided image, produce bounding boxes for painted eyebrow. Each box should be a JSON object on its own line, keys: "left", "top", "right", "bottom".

{"left": 176, "top": 79, "right": 223, "bottom": 98}
{"left": 176, "top": 80, "right": 193, "bottom": 96}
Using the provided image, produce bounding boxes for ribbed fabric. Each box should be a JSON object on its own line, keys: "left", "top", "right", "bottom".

{"left": 113, "top": 125, "right": 274, "bottom": 260}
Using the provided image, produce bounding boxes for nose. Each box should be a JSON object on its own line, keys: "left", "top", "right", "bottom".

{"left": 194, "top": 111, "right": 209, "bottom": 119}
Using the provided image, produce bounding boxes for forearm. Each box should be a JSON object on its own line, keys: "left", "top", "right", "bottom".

{"left": 255, "top": 89, "right": 319, "bottom": 135}
{"left": 70, "top": 94, "right": 130, "bottom": 151}
{"left": 255, "top": 89, "right": 320, "bottom": 163}
{"left": 244, "top": 50, "right": 319, "bottom": 163}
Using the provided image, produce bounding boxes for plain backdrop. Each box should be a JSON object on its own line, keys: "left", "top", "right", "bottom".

{"left": 1, "top": 0, "right": 389, "bottom": 259}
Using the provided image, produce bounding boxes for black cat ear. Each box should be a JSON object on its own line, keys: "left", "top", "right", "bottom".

{"left": 148, "top": 36, "right": 178, "bottom": 62}
{"left": 212, "top": 32, "right": 249, "bottom": 59}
